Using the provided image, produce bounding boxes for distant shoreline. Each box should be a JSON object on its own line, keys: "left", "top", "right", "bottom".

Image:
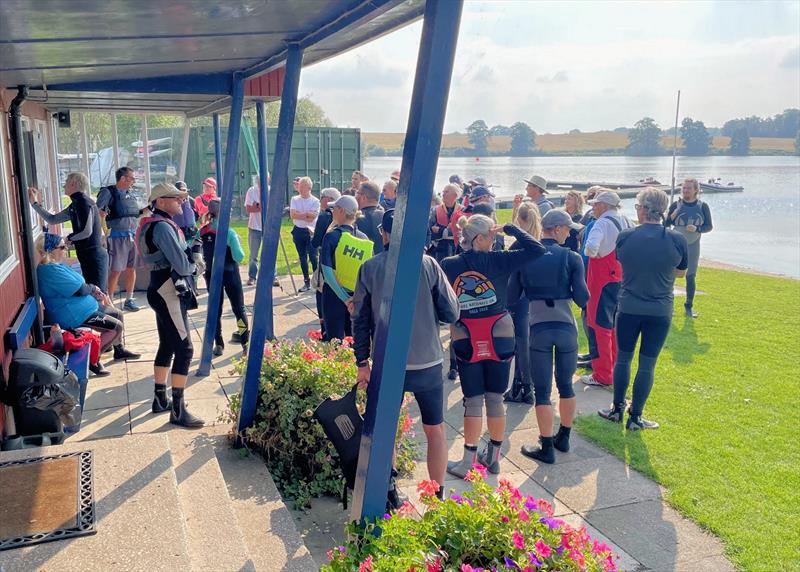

{"left": 699, "top": 258, "right": 799, "bottom": 280}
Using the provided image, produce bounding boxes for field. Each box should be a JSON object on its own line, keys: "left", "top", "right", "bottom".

{"left": 363, "top": 131, "right": 796, "bottom": 154}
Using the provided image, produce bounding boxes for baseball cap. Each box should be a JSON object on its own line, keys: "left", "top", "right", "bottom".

{"left": 174, "top": 180, "right": 188, "bottom": 191}
{"left": 331, "top": 195, "right": 359, "bottom": 216}
{"left": 471, "top": 203, "right": 495, "bottom": 217}
{"left": 469, "top": 185, "right": 493, "bottom": 200}
{"left": 149, "top": 182, "right": 188, "bottom": 202}
{"left": 320, "top": 187, "right": 341, "bottom": 201}
{"left": 542, "top": 209, "right": 583, "bottom": 230}
{"left": 390, "top": 170, "right": 401, "bottom": 182}
{"left": 588, "top": 190, "right": 622, "bottom": 208}
{"left": 449, "top": 174, "right": 463, "bottom": 185}
{"left": 202, "top": 177, "right": 217, "bottom": 189}
{"left": 468, "top": 177, "right": 488, "bottom": 187}
{"left": 523, "top": 175, "right": 548, "bottom": 193}
{"left": 208, "top": 197, "right": 221, "bottom": 217}
{"left": 378, "top": 208, "right": 395, "bottom": 234}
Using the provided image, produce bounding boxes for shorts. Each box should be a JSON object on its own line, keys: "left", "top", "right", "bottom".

{"left": 108, "top": 235, "right": 139, "bottom": 272}
{"left": 404, "top": 364, "right": 444, "bottom": 426}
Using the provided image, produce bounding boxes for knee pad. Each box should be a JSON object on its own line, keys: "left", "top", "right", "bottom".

{"left": 616, "top": 350, "right": 634, "bottom": 365}
{"left": 463, "top": 395, "right": 484, "bottom": 417}
{"left": 485, "top": 392, "right": 505, "bottom": 417}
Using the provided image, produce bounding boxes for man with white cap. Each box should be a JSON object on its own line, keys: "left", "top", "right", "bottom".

{"left": 580, "top": 190, "right": 633, "bottom": 387}
{"left": 319, "top": 195, "right": 371, "bottom": 341}
{"left": 523, "top": 175, "right": 554, "bottom": 217}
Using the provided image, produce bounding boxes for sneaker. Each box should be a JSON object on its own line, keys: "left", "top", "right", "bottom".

{"left": 247, "top": 278, "right": 255, "bottom": 286}
{"left": 230, "top": 331, "right": 242, "bottom": 344}
{"left": 298, "top": 283, "right": 311, "bottom": 293}
{"left": 684, "top": 304, "right": 698, "bottom": 318}
{"left": 123, "top": 298, "right": 141, "bottom": 312}
{"left": 89, "top": 362, "right": 111, "bottom": 377}
{"left": 580, "top": 374, "right": 611, "bottom": 387}
{"left": 213, "top": 345, "right": 224, "bottom": 357}
{"left": 113, "top": 347, "right": 141, "bottom": 361}
{"left": 577, "top": 360, "right": 593, "bottom": 371}
{"left": 447, "top": 369, "right": 458, "bottom": 381}
{"left": 598, "top": 406, "right": 624, "bottom": 422}
{"left": 626, "top": 415, "right": 660, "bottom": 430}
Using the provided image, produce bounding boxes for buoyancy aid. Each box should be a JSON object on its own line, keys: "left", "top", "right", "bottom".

{"left": 520, "top": 243, "right": 571, "bottom": 304}
{"left": 434, "top": 204, "right": 462, "bottom": 244}
{"left": 333, "top": 230, "right": 374, "bottom": 291}
{"left": 136, "top": 214, "right": 186, "bottom": 268}
{"left": 451, "top": 312, "right": 515, "bottom": 363}
{"left": 103, "top": 186, "right": 141, "bottom": 221}
{"left": 586, "top": 218, "right": 622, "bottom": 331}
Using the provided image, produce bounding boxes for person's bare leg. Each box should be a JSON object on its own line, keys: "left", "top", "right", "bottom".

{"left": 535, "top": 405, "right": 554, "bottom": 437}
{"left": 154, "top": 365, "right": 169, "bottom": 386}
{"left": 124, "top": 267, "right": 136, "bottom": 299}
{"left": 108, "top": 270, "right": 122, "bottom": 299}
{"left": 486, "top": 415, "right": 506, "bottom": 442}
{"left": 423, "top": 423, "right": 447, "bottom": 485}
{"left": 171, "top": 373, "right": 188, "bottom": 389}
{"left": 463, "top": 416, "right": 482, "bottom": 445}
{"left": 558, "top": 396, "right": 576, "bottom": 428}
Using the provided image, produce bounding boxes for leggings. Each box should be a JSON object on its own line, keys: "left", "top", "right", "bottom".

{"left": 509, "top": 298, "right": 531, "bottom": 388}
{"left": 685, "top": 240, "right": 701, "bottom": 307}
{"left": 77, "top": 246, "right": 109, "bottom": 294}
{"left": 81, "top": 304, "right": 123, "bottom": 353}
{"left": 581, "top": 306, "right": 599, "bottom": 359}
{"left": 322, "top": 284, "right": 350, "bottom": 341}
{"left": 529, "top": 323, "right": 578, "bottom": 406}
{"left": 458, "top": 359, "right": 513, "bottom": 398}
{"left": 204, "top": 265, "right": 249, "bottom": 347}
{"left": 613, "top": 312, "right": 671, "bottom": 416}
{"left": 291, "top": 227, "right": 318, "bottom": 282}
{"left": 147, "top": 270, "right": 194, "bottom": 376}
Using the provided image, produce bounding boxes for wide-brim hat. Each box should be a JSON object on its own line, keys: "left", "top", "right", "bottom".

{"left": 523, "top": 175, "right": 548, "bottom": 193}
{"left": 149, "top": 182, "right": 188, "bottom": 202}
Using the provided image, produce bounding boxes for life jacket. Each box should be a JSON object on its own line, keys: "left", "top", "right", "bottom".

{"left": 434, "top": 204, "right": 462, "bottom": 244}
{"left": 671, "top": 199, "right": 705, "bottom": 244}
{"left": 586, "top": 214, "right": 626, "bottom": 331}
{"left": 520, "top": 243, "right": 571, "bottom": 304}
{"left": 103, "top": 186, "right": 141, "bottom": 222}
{"left": 135, "top": 214, "right": 186, "bottom": 268}
{"left": 334, "top": 229, "right": 374, "bottom": 292}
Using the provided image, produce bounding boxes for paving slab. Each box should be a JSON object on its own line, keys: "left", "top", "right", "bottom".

{"left": 129, "top": 397, "right": 229, "bottom": 434}
{"left": 560, "top": 513, "right": 644, "bottom": 572}
{"left": 66, "top": 405, "right": 131, "bottom": 442}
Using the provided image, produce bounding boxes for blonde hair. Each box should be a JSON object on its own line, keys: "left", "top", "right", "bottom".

{"left": 35, "top": 235, "right": 57, "bottom": 264}
{"left": 457, "top": 214, "right": 493, "bottom": 251}
{"left": 65, "top": 172, "right": 90, "bottom": 194}
{"left": 586, "top": 185, "right": 606, "bottom": 201}
{"left": 564, "top": 190, "right": 584, "bottom": 216}
{"left": 514, "top": 202, "right": 542, "bottom": 240}
{"left": 298, "top": 176, "right": 313, "bottom": 190}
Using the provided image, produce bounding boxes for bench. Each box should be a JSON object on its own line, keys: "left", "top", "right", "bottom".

{"left": 5, "top": 297, "right": 91, "bottom": 434}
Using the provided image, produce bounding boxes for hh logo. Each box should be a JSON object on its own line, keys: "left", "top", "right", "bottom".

{"left": 334, "top": 414, "right": 356, "bottom": 440}
{"left": 342, "top": 244, "right": 365, "bottom": 260}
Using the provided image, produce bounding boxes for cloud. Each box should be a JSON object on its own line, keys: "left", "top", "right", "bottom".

{"left": 536, "top": 71, "right": 569, "bottom": 84}
{"left": 780, "top": 46, "right": 800, "bottom": 69}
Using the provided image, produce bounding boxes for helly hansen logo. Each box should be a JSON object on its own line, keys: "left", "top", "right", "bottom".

{"left": 343, "top": 244, "right": 366, "bottom": 260}
{"left": 335, "top": 415, "right": 356, "bottom": 440}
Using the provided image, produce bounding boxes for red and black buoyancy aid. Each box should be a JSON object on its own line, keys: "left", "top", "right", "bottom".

{"left": 434, "top": 203, "right": 462, "bottom": 244}
{"left": 135, "top": 214, "right": 186, "bottom": 266}
{"left": 586, "top": 217, "right": 624, "bottom": 331}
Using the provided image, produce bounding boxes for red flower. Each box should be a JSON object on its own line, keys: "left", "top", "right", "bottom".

{"left": 417, "top": 479, "right": 440, "bottom": 497}
{"left": 343, "top": 336, "right": 354, "bottom": 345}
{"left": 402, "top": 413, "right": 413, "bottom": 433}
{"left": 426, "top": 558, "right": 443, "bottom": 572}
{"left": 472, "top": 463, "right": 488, "bottom": 478}
{"left": 358, "top": 555, "right": 374, "bottom": 572}
{"left": 397, "top": 501, "right": 416, "bottom": 516}
{"left": 301, "top": 350, "right": 322, "bottom": 361}
{"left": 263, "top": 346, "right": 273, "bottom": 358}
{"left": 307, "top": 329, "right": 323, "bottom": 340}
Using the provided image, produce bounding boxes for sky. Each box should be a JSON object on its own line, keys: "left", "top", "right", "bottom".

{"left": 299, "top": 0, "right": 800, "bottom": 133}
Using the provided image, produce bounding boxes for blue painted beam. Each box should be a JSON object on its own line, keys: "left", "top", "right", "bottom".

{"left": 196, "top": 75, "right": 246, "bottom": 377}
{"left": 213, "top": 114, "right": 223, "bottom": 192}
{"left": 40, "top": 73, "right": 233, "bottom": 95}
{"left": 255, "top": 102, "right": 270, "bottom": 230}
{"left": 350, "top": 0, "right": 464, "bottom": 522}
{"left": 237, "top": 44, "right": 303, "bottom": 436}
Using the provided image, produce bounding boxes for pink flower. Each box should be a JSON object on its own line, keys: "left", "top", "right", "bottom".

{"left": 603, "top": 554, "right": 618, "bottom": 572}
{"left": 358, "top": 555, "right": 374, "bottom": 572}
{"left": 501, "top": 515, "right": 510, "bottom": 523}
{"left": 402, "top": 413, "right": 413, "bottom": 433}
{"left": 426, "top": 558, "right": 443, "bottom": 572}
{"left": 263, "top": 346, "right": 273, "bottom": 358}
{"left": 343, "top": 336, "right": 354, "bottom": 345}
{"left": 569, "top": 550, "right": 586, "bottom": 568}
{"left": 417, "top": 479, "right": 440, "bottom": 497}
{"left": 461, "top": 565, "right": 483, "bottom": 572}
{"left": 397, "top": 501, "right": 416, "bottom": 516}
{"left": 512, "top": 531, "right": 526, "bottom": 550}
{"left": 326, "top": 549, "right": 334, "bottom": 561}
{"left": 536, "top": 498, "right": 554, "bottom": 517}
{"left": 472, "top": 463, "right": 488, "bottom": 478}
{"left": 498, "top": 478, "right": 517, "bottom": 494}
{"left": 535, "top": 539, "right": 552, "bottom": 559}
{"left": 592, "top": 540, "right": 612, "bottom": 556}
{"left": 307, "top": 329, "right": 323, "bottom": 340}
{"left": 518, "top": 509, "right": 530, "bottom": 522}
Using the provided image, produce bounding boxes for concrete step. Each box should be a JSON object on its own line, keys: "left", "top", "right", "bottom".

{"left": 0, "top": 434, "right": 191, "bottom": 572}
{"left": 166, "top": 428, "right": 255, "bottom": 572}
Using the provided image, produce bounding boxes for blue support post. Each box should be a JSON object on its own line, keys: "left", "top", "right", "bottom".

{"left": 196, "top": 74, "right": 246, "bottom": 377}
{"left": 350, "top": 0, "right": 464, "bottom": 522}
{"left": 213, "top": 113, "right": 223, "bottom": 191}
{"left": 255, "top": 102, "right": 269, "bottom": 230}
{"left": 236, "top": 45, "right": 304, "bottom": 436}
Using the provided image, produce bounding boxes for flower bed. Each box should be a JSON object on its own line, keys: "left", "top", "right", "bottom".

{"left": 225, "top": 333, "right": 417, "bottom": 508}
{"left": 323, "top": 466, "right": 619, "bottom": 572}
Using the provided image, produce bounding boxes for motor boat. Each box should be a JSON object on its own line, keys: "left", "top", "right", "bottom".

{"left": 699, "top": 178, "right": 744, "bottom": 192}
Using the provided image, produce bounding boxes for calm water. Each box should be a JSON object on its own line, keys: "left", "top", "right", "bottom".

{"left": 364, "top": 155, "right": 800, "bottom": 278}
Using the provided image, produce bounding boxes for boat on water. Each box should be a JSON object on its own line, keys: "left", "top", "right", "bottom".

{"left": 699, "top": 178, "right": 744, "bottom": 192}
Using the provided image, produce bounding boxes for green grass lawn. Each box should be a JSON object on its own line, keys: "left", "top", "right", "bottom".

{"left": 230, "top": 219, "right": 303, "bottom": 277}
{"left": 574, "top": 268, "right": 800, "bottom": 571}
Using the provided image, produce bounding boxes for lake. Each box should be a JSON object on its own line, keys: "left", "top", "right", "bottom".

{"left": 364, "top": 155, "right": 800, "bottom": 278}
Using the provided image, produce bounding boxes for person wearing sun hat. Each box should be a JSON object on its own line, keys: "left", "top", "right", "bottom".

{"left": 522, "top": 175, "right": 554, "bottom": 216}
{"left": 137, "top": 182, "right": 204, "bottom": 428}
{"left": 194, "top": 177, "right": 218, "bottom": 217}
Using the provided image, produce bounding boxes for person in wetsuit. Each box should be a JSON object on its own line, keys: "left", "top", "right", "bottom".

{"left": 137, "top": 183, "right": 203, "bottom": 428}
{"left": 199, "top": 198, "right": 250, "bottom": 357}
{"left": 29, "top": 172, "right": 108, "bottom": 293}
{"left": 599, "top": 188, "right": 688, "bottom": 430}
{"left": 664, "top": 178, "right": 713, "bottom": 318}
{"left": 429, "top": 184, "right": 463, "bottom": 263}
{"left": 441, "top": 215, "right": 544, "bottom": 477}
{"left": 510, "top": 210, "right": 588, "bottom": 463}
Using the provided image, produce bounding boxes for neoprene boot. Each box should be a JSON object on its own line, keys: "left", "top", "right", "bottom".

{"left": 478, "top": 439, "right": 503, "bottom": 474}
{"left": 89, "top": 362, "right": 111, "bottom": 377}
{"left": 521, "top": 436, "right": 555, "bottom": 464}
{"left": 553, "top": 425, "right": 571, "bottom": 453}
{"left": 447, "top": 445, "right": 478, "bottom": 478}
{"left": 152, "top": 384, "right": 171, "bottom": 414}
{"left": 386, "top": 468, "right": 401, "bottom": 511}
{"left": 114, "top": 346, "right": 141, "bottom": 361}
{"left": 169, "top": 388, "right": 205, "bottom": 428}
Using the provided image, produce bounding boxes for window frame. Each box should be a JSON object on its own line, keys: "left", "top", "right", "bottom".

{"left": 0, "top": 113, "right": 21, "bottom": 283}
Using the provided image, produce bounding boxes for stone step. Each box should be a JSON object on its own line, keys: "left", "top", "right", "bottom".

{"left": 212, "top": 436, "right": 317, "bottom": 571}
{"left": 166, "top": 428, "right": 254, "bottom": 572}
{"left": 0, "top": 434, "right": 191, "bottom": 572}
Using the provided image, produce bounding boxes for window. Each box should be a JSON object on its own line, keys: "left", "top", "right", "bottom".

{"left": 0, "top": 116, "right": 20, "bottom": 282}
{"left": 21, "top": 117, "right": 56, "bottom": 237}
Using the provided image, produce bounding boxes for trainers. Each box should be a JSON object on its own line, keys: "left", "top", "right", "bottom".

{"left": 113, "top": 347, "right": 141, "bottom": 361}
{"left": 598, "top": 406, "right": 624, "bottom": 422}
{"left": 577, "top": 353, "right": 593, "bottom": 361}
{"left": 89, "top": 362, "right": 111, "bottom": 377}
{"left": 213, "top": 345, "right": 224, "bottom": 357}
{"left": 447, "top": 368, "right": 458, "bottom": 381}
{"left": 684, "top": 304, "right": 698, "bottom": 318}
{"left": 626, "top": 415, "right": 659, "bottom": 430}
{"left": 298, "top": 283, "right": 311, "bottom": 293}
{"left": 580, "top": 374, "right": 610, "bottom": 387}
{"left": 123, "top": 298, "right": 141, "bottom": 312}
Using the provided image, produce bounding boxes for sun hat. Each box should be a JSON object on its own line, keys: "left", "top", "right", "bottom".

{"left": 588, "top": 190, "right": 622, "bottom": 208}
{"left": 542, "top": 209, "right": 583, "bottom": 230}
{"left": 202, "top": 177, "right": 217, "bottom": 190}
{"left": 149, "top": 182, "right": 188, "bottom": 203}
{"left": 523, "top": 175, "right": 548, "bottom": 193}
{"left": 331, "top": 195, "right": 359, "bottom": 216}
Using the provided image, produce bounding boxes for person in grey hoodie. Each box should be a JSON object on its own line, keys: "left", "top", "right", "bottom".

{"left": 352, "top": 209, "right": 459, "bottom": 495}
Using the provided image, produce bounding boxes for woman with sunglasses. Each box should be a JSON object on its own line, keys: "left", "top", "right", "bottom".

{"left": 440, "top": 215, "right": 544, "bottom": 477}
{"left": 36, "top": 232, "right": 140, "bottom": 377}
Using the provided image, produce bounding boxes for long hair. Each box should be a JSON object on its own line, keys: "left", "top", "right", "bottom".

{"left": 564, "top": 190, "right": 584, "bottom": 217}
{"left": 514, "top": 202, "right": 542, "bottom": 240}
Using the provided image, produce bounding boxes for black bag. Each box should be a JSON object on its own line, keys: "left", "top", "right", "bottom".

{"left": 314, "top": 384, "right": 363, "bottom": 508}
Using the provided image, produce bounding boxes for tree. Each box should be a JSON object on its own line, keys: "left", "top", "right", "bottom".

{"left": 264, "top": 96, "right": 332, "bottom": 127}
{"left": 625, "top": 117, "right": 662, "bottom": 156}
{"left": 489, "top": 124, "right": 511, "bottom": 136}
{"left": 728, "top": 127, "right": 751, "bottom": 156}
{"left": 509, "top": 122, "right": 536, "bottom": 156}
{"left": 680, "top": 117, "right": 712, "bottom": 156}
{"left": 466, "top": 120, "right": 489, "bottom": 155}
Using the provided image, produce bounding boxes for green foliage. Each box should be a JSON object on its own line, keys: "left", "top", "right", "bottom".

{"left": 509, "top": 121, "right": 537, "bottom": 156}
{"left": 680, "top": 117, "right": 712, "bottom": 156}
{"left": 575, "top": 268, "right": 800, "bottom": 571}
{"left": 489, "top": 124, "right": 512, "bottom": 136}
{"left": 722, "top": 108, "right": 800, "bottom": 138}
{"left": 625, "top": 117, "right": 662, "bottom": 156}
{"left": 466, "top": 120, "right": 490, "bottom": 155}
{"left": 225, "top": 336, "right": 417, "bottom": 508}
{"left": 728, "top": 127, "right": 751, "bottom": 156}
{"left": 322, "top": 471, "right": 619, "bottom": 571}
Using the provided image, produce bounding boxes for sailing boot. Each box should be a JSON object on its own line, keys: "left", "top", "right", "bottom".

{"left": 446, "top": 444, "right": 478, "bottom": 479}
{"left": 478, "top": 439, "right": 503, "bottom": 474}
{"left": 169, "top": 387, "right": 205, "bottom": 428}
{"left": 521, "top": 436, "right": 556, "bottom": 464}
{"left": 553, "top": 425, "right": 571, "bottom": 453}
{"left": 152, "top": 384, "right": 171, "bottom": 414}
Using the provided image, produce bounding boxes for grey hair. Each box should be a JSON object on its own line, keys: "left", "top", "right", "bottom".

{"left": 65, "top": 172, "right": 89, "bottom": 193}
{"left": 382, "top": 179, "right": 397, "bottom": 191}
{"left": 636, "top": 187, "right": 669, "bottom": 222}
{"left": 457, "top": 214, "right": 493, "bottom": 251}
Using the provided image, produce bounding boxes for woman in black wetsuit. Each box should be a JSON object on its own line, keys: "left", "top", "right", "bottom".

{"left": 441, "top": 215, "right": 544, "bottom": 477}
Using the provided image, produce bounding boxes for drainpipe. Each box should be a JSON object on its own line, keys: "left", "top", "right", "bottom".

{"left": 9, "top": 85, "right": 44, "bottom": 346}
